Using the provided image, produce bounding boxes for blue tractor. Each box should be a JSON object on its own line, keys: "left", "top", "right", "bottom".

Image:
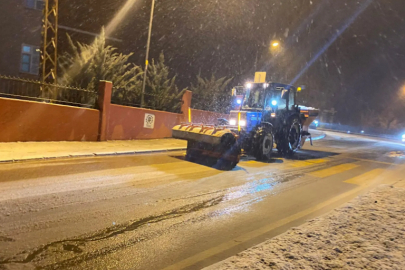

{"left": 173, "top": 82, "right": 318, "bottom": 169}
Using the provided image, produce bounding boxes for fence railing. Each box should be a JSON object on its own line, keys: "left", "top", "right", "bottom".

{"left": 111, "top": 87, "right": 183, "bottom": 113}
{"left": 0, "top": 75, "right": 97, "bottom": 108}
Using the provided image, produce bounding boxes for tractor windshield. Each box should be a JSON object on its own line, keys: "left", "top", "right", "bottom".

{"left": 265, "top": 89, "right": 287, "bottom": 110}
{"left": 242, "top": 85, "right": 265, "bottom": 109}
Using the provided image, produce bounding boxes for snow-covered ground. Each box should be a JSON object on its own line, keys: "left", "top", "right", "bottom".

{"left": 206, "top": 182, "right": 405, "bottom": 270}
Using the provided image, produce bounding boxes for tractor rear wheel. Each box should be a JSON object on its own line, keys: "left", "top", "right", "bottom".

{"left": 254, "top": 127, "right": 274, "bottom": 161}
{"left": 278, "top": 117, "right": 301, "bottom": 157}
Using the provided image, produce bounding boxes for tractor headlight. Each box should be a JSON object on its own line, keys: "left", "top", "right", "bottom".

{"left": 239, "top": 120, "right": 246, "bottom": 127}
{"left": 229, "top": 119, "right": 237, "bottom": 126}
{"left": 271, "top": 100, "right": 277, "bottom": 106}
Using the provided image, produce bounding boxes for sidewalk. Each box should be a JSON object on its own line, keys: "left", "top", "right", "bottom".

{"left": 0, "top": 139, "right": 187, "bottom": 163}
{"left": 0, "top": 129, "right": 325, "bottom": 163}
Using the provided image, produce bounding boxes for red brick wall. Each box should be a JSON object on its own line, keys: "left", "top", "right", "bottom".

{"left": 190, "top": 109, "right": 229, "bottom": 124}
{"left": 0, "top": 87, "right": 232, "bottom": 142}
{"left": 0, "top": 97, "right": 99, "bottom": 142}
{"left": 107, "top": 104, "right": 183, "bottom": 140}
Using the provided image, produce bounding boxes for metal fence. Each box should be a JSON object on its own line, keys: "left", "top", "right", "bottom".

{"left": 111, "top": 87, "right": 183, "bottom": 113}
{"left": 0, "top": 75, "right": 97, "bottom": 108}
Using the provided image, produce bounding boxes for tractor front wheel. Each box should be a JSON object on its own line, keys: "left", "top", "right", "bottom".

{"left": 254, "top": 127, "right": 274, "bottom": 161}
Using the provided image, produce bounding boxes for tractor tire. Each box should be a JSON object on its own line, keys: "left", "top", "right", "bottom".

{"left": 215, "top": 158, "right": 238, "bottom": 170}
{"left": 253, "top": 127, "right": 274, "bottom": 161}
{"left": 278, "top": 117, "right": 301, "bottom": 157}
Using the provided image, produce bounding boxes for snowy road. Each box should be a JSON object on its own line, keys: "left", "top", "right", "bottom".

{"left": 1, "top": 131, "right": 405, "bottom": 270}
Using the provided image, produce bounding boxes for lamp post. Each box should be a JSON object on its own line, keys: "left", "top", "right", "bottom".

{"left": 141, "top": 0, "right": 156, "bottom": 108}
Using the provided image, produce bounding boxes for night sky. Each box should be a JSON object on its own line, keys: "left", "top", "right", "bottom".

{"left": 60, "top": 0, "right": 405, "bottom": 128}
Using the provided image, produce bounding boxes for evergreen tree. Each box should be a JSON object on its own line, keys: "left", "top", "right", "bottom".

{"left": 190, "top": 75, "right": 233, "bottom": 113}
{"left": 144, "top": 52, "right": 185, "bottom": 112}
{"left": 59, "top": 28, "right": 142, "bottom": 106}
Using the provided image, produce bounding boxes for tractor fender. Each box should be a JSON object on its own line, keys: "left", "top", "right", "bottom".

{"left": 287, "top": 113, "right": 301, "bottom": 123}
{"left": 260, "top": 122, "right": 273, "bottom": 131}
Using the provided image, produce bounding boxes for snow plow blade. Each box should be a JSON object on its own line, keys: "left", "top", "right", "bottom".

{"left": 172, "top": 124, "right": 241, "bottom": 170}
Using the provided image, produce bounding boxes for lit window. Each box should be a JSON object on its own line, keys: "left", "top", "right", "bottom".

{"left": 22, "top": 46, "right": 31, "bottom": 53}
{"left": 25, "top": 0, "right": 45, "bottom": 10}
{"left": 35, "top": 0, "right": 45, "bottom": 10}
{"left": 20, "top": 45, "right": 40, "bottom": 74}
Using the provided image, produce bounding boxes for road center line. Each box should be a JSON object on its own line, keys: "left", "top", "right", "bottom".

{"left": 344, "top": 168, "right": 385, "bottom": 186}
{"left": 163, "top": 183, "right": 367, "bottom": 270}
{"left": 164, "top": 164, "right": 405, "bottom": 270}
{"left": 309, "top": 163, "right": 359, "bottom": 178}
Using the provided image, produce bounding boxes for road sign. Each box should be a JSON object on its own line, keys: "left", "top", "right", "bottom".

{"left": 144, "top": 113, "right": 155, "bottom": 129}
{"left": 254, "top": 72, "right": 266, "bottom": 83}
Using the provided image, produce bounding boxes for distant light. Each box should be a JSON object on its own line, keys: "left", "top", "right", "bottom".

{"left": 272, "top": 42, "right": 279, "bottom": 47}
{"left": 402, "top": 134, "right": 405, "bottom": 139}
{"left": 314, "top": 120, "right": 319, "bottom": 125}
{"left": 361, "top": 130, "right": 365, "bottom": 134}
{"left": 271, "top": 113, "right": 276, "bottom": 118}
{"left": 229, "top": 119, "right": 236, "bottom": 126}
{"left": 347, "top": 131, "right": 351, "bottom": 134}
{"left": 239, "top": 120, "right": 246, "bottom": 127}
{"left": 297, "top": 87, "right": 302, "bottom": 92}
{"left": 236, "top": 99, "right": 242, "bottom": 105}
{"left": 271, "top": 100, "right": 278, "bottom": 106}
{"left": 246, "top": 83, "right": 252, "bottom": 89}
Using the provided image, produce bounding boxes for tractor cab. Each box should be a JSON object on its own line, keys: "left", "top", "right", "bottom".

{"left": 229, "top": 82, "right": 298, "bottom": 132}
{"left": 242, "top": 82, "right": 296, "bottom": 111}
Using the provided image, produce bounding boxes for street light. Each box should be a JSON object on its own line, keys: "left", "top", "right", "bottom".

{"left": 272, "top": 42, "right": 279, "bottom": 47}
{"left": 141, "top": 0, "right": 156, "bottom": 108}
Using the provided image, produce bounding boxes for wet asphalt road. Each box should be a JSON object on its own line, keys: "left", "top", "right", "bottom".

{"left": 0, "top": 131, "right": 405, "bottom": 270}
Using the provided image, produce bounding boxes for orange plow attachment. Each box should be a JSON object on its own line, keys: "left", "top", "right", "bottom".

{"left": 172, "top": 124, "right": 241, "bottom": 170}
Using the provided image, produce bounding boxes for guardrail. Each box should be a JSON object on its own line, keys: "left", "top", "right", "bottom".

{"left": 314, "top": 123, "right": 405, "bottom": 143}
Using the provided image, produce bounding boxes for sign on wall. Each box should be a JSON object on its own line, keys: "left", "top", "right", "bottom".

{"left": 144, "top": 113, "right": 155, "bottom": 129}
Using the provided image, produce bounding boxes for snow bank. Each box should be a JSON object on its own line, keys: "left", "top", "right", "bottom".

{"left": 206, "top": 184, "right": 405, "bottom": 270}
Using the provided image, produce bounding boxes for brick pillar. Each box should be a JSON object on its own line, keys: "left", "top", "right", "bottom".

{"left": 181, "top": 90, "right": 192, "bottom": 123}
{"left": 97, "top": 81, "right": 112, "bottom": 141}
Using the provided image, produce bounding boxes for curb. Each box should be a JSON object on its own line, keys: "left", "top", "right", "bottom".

{"left": 0, "top": 147, "right": 187, "bottom": 164}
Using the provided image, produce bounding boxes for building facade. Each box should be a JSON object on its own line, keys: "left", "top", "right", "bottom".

{"left": 0, "top": 0, "right": 43, "bottom": 79}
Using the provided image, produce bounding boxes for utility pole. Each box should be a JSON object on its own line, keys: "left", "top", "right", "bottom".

{"left": 141, "top": 0, "right": 156, "bottom": 108}
{"left": 41, "top": 0, "right": 59, "bottom": 85}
